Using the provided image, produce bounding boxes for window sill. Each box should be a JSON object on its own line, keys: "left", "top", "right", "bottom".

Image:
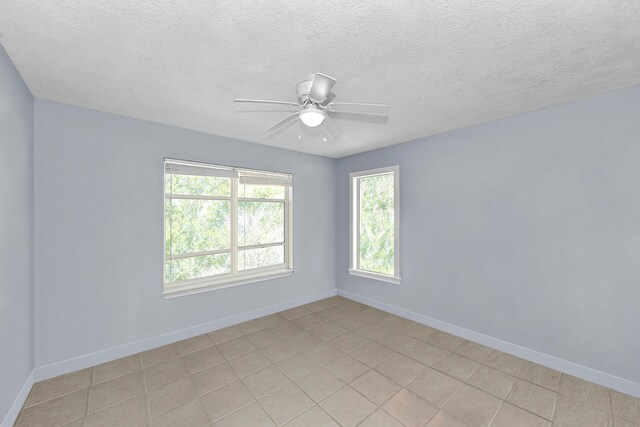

{"left": 163, "top": 268, "right": 293, "bottom": 298}
{"left": 348, "top": 269, "right": 401, "bottom": 284}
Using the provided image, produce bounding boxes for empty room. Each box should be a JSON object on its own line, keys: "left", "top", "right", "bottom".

{"left": 1, "top": 1, "right": 639, "bottom": 426}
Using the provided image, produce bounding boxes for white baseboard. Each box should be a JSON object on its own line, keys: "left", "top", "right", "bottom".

{"left": 34, "top": 288, "right": 337, "bottom": 382}
{"left": 338, "top": 289, "right": 640, "bottom": 398}
{"left": 1, "top": 370, "right": 34, "bottom": 427}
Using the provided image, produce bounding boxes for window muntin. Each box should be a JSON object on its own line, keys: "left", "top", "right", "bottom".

{"left": 164, "top": 159, "right": 292, "bottom": 295}
{"left": 350, "top": 166, "right": 400, "bottom": 283}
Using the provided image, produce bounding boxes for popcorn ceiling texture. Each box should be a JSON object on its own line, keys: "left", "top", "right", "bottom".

{"left": 1, "top": 1, "right": 639, "bottom": 157}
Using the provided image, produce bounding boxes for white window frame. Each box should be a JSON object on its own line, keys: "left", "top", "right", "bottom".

{"left": 349, "top": 165, "right": 401, "bottom": 284}
{"left": 163, "top": 158, "right": 293, "bottom": 297}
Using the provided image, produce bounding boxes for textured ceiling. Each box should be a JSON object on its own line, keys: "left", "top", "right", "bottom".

{"left": 1, "top": 1, "right": 640, "bottom": 157}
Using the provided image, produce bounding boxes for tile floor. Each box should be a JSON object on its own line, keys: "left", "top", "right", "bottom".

{"left": 15, "top": 296, "right": 640, "bottom": 426}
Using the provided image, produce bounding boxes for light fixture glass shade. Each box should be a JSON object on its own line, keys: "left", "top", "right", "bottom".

{"left": 299, "top": 108, "right": 326, "bottom": 127}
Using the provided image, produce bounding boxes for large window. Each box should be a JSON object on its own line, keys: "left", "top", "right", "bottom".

{"left": 349, "top": 166, "right": 400, "bottom": 284}
{"left": 164, "top": 159, "right": 292, "bottom": 296}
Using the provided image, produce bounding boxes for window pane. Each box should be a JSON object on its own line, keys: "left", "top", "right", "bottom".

{"left": 238, "top": 245, "right": 284, "bottom": 271}
{"left": 238, "top": 184, "right": 285, "bottom": 199}
{"left": 359, "top": 173, "right": 394, "bottom": 275}
{"left": 166, "top": 173, "right": 230, "bottom": 196}
{"left": 165, "top": 199, "right": 231, "bottom": 256}
{"left": 165, "top": 253, "right": 231, "bottom": 283}
{"left": 238, "top": 201, "right": 284, "bottom": 246}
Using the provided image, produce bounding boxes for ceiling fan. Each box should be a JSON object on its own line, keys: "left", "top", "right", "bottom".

{"left": 234, "top": 73, "right": 389, "bottom": 140}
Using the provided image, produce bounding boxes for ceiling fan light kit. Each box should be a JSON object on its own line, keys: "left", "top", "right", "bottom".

{"left": 234, "top": 72, "right": 390, "bottom": 140}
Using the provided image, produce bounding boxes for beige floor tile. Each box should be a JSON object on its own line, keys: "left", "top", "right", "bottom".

{"left": 271, "top": 320, "right": 306, "bottom": 339}
{"left": 93, "top": 355, "right": 141, "bottom": 384}
{"left": 354, "top": 323, "right": 391, "bottom": 340}
{"left": 442, "top": 384, "right": 501, "bottom": 427}
{"left": 398, "top": 322, "right": 439, "bottom": 341}
{"left": 309, "top": 322, "right": 348, "bottom": 340}
{"left": 241, "top": 365, "right": 290, "bottom": 398}
{"left": 423, "top": 331, "right": 465, "bottom": 351}
{"left": 228, "top": 350, "right": 271, "bottom": 377}
{"left": 334, "top": 314, "right": 369, "bottom": 330}
{"left": 432, "top": 352, "right": 479, "bottom": 380}
{"left": 294, "top": 313, "right": 330, "bottom": 330}
{"left": 85, "top": 395, "right": 148, "bottom": 427}
{"left": 465, "top": 365, "right": 515, "bottom": 399}
{"left": 213, "top": 401, "right": 275, "bottom": 427}
{"left": 24, "top": 369, "right": 91, "bottom": 408}
{"left": 287, "top": 331, "right": 323, "bottom": 351}
{"left": 452, "top": 341, "right": 493, "bottom": 362}
{"left": 148, "top": 376, "right": 197, "bottom": 418}
{"left": 88, "top": 371, "right": 145, "bottom": 414}
{"left": 554, "top": 394, "right": 611, "bottom": 426}
{"left": 284, "top": 405, "right": 340, "bottom": 427}
{"left": 359, "top": 409, "right": 404, "bottom": 426}
{"left": 611, "top": 390, "right": 640, "bottom": 424}
{"left": 350, "top": 370, "right": 401, "bottom": 406}
{"left": 190, "top": 361, "right": 238, "bottom": 395}
{"left": 181, "top": 345, "right": 225, "bottom": 374}
{"left": 200, "top": 380, "right": 255, "bottom": 422}
{"left": 16, "top": 389, "right": 88, "bottom": 427}
{"left": 401, "top": 341, "right": 449, "bottom": 366}
{"left": 260, "top": 339, "right": 299, "bottom": 363}
{"left": 376, "top": 314, "right": 410, "bottom": 330}
{"left": 358, "top": 307, "right": 389, "bottom": 322}
{"left": 295, "top": 368, "right": 344, "bottom": 402}
{"left": 329, "top": 331, "right": 369, "bottom": 352}
{"left": 144, "top": 358, "right": 188, "bottom": 391}
{"left": 235, "top": 318, "right": 267, "bottom": 335}
{"left": 151, "top": 398, "right": 210, "bottom": 427}
{"left": 406, "top": 367, "right": 462, "bottom": 407}
{"left": 316, "top": 306, "right": 350, "bottom": 322}
{"left": 208, "top": 326, "right": 242, "bottom": 344}
{"left": 62, "top": 419, "right": 86, "bottom": 427}
{"left": 259, "top": 383, "right": 314, "bottom": 425}
{"left": 280, "top": 306, "right": 312, "bottom": 320}
{"left": 257, "top": 313, "right": 287, "bottom": 328}
{"left": 376, "top": 331, "right": 418, "bottom": 352}
{"left": 613, "top": 416, "right": 640, "bottom": 426}
{"left": 482, "top": 350, "right": 525, "bottom": 376}
{"left": 518, "top": 361, "right": 562, "bottom": 391}
{"left": 425, "top": 411, "right": 468, "bottom": 427}
{"left": 175, "top": 334, "right": 214, "bottom": 356}
{"left": 141, "top": 344, "right": 180, "bottom": 368}
{"left": 375, "top": 354, "right": 426, "bottom": 385}
{"left": 245, "top": 328, "right": 281, "bottom": 348}
{"left": 383, "top": 388, "right": 438, "bottom": 427}
{"left": 276, "top": 353, "right": 319, "bottom": 379}
{"left": 349, "top": 341, "right": 396, "bottom": 367}
{"left": 326, "top": 354, "right": 369, "bottom": 382}
{"left": 559, "top": 374, "right": 611, "bottom": 412}
{"left": 218, "top": 336, "right": 257, "bottom": 359}
{"left": 304, "top": 343, "right": 344, "bottom": 365}
{"left": 320, "top": 386, "right": 376, "bottom": 426}
{"left": 506, "top": 379, "right": 558, "bottom": 420}
{"left": 493, "top": 402, "right": 550, "bottom": 427}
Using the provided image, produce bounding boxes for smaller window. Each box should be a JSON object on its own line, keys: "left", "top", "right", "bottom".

{"left": 349, "top": 166, "right": 400, "bottom": 284}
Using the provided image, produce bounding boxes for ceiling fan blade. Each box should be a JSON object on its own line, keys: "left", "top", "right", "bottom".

{"left": 308, "top": 73, "right": 336, "bottom": 103}
{"left": 327, "top": 102, "right": 389, "bottom": 116}
{"left": 265, "top": 112, "right": 299, "bottom": 132}
{"left": 322, "top": 114, "right": 341, "bottom": 140}
{"left": 234, "top": 99, "right": 300, "bottom": 107}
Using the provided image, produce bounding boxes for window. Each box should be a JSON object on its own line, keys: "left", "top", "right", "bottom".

{"left": 349, "top": 166, "right": 400, "bottom": 283}
{"left": 164, "top": 158, "right": 292, "bottom": 296}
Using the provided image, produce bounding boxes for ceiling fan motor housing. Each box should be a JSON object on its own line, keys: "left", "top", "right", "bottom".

{"left": 296, "top": 76, "right": 317, "bottom": 104}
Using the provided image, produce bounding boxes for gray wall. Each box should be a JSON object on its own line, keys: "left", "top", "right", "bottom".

{"left": 34, "top": 100, "right": 336, "bottom": 367}
{"left": 336, "top": 85, "right": 640, "bottom": 383}
{"left": 0, "top": 45, "right": 34, "bottom": 420}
